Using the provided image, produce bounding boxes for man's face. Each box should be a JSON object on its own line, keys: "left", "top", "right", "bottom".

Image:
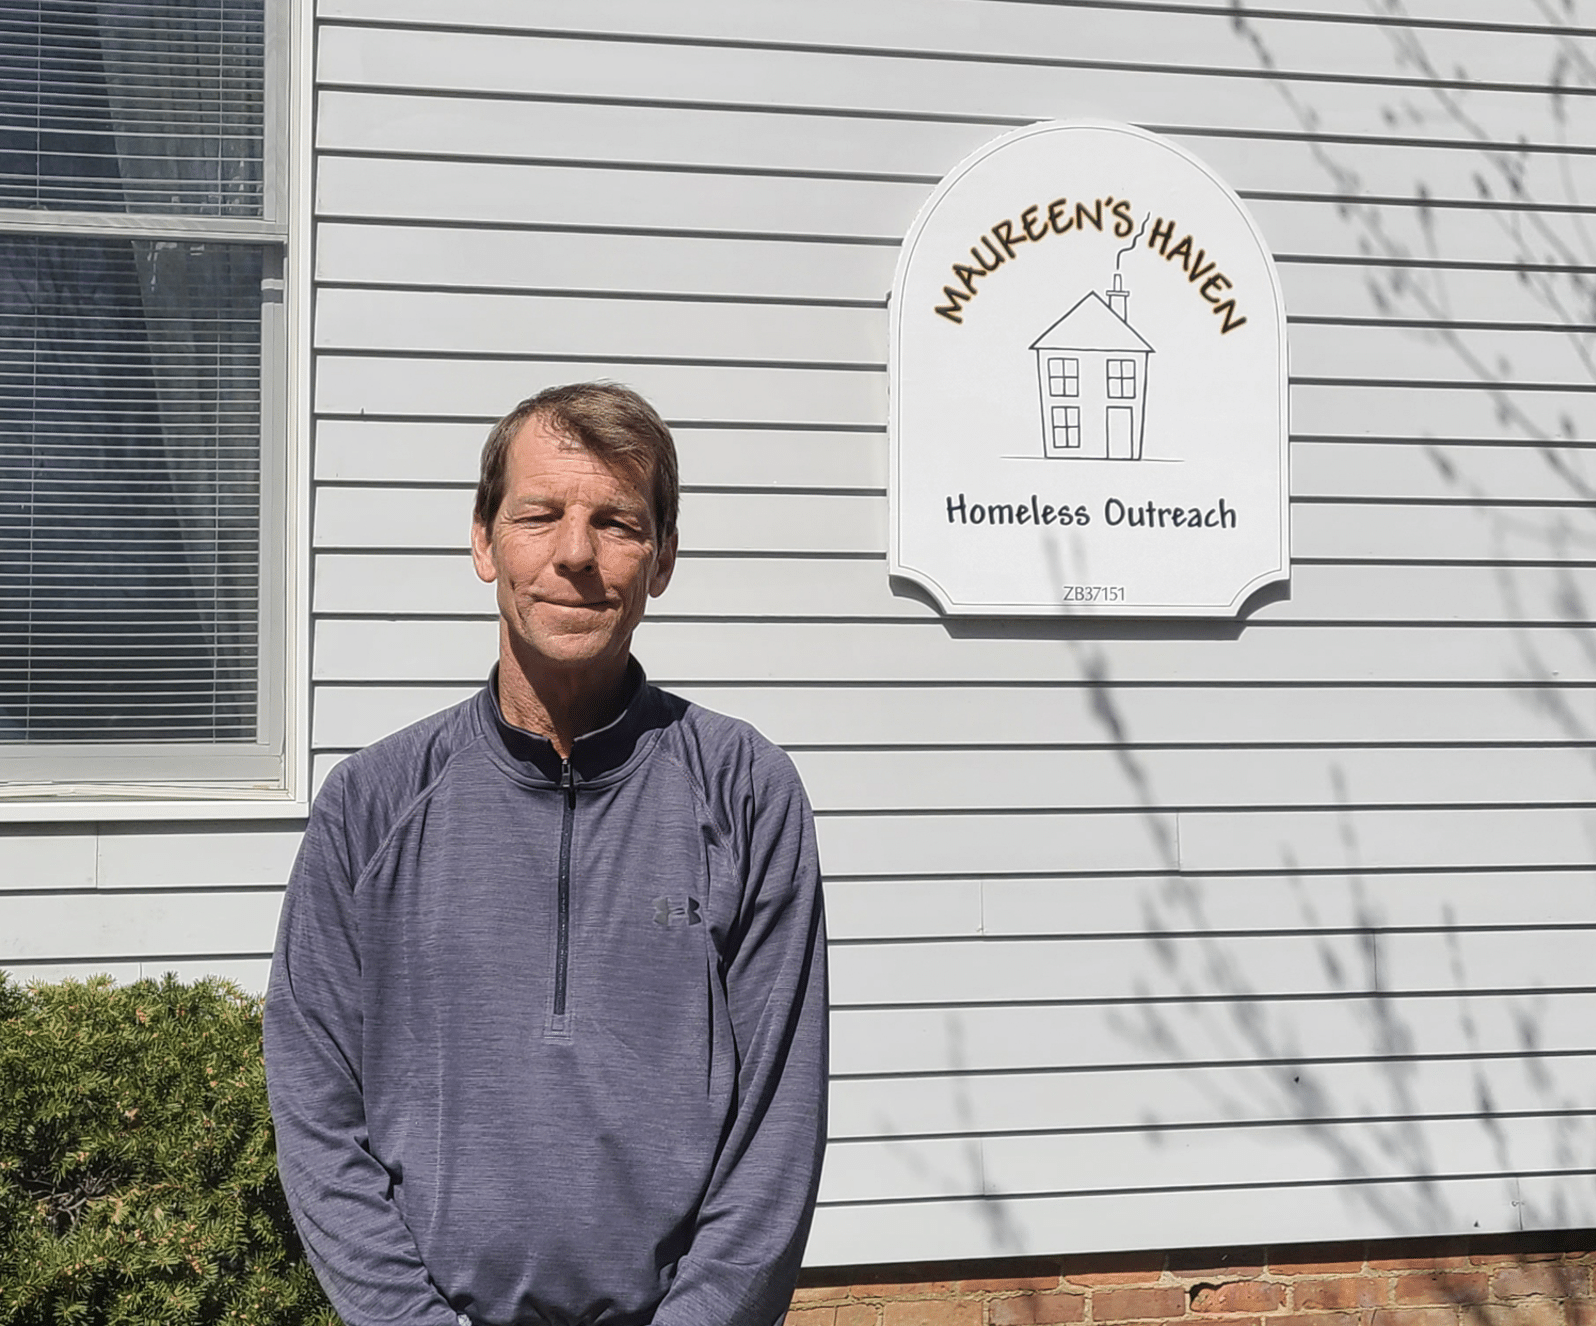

{"left": 471, "top": 416, "right": 676, "bottom": 683}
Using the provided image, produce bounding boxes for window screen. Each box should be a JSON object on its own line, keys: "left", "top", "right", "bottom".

{"left": 0, "top": 0, "right": 265, "bottom": 216}
{"left": 0, "top": 234, "right": 265, "bottom": 742}
{"left": 0, "top": 0, "right": 286, "bottom": 792}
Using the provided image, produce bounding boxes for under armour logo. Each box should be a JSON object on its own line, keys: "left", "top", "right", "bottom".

{"left": 653, "top": 896, "right": 702, "bottom": 928}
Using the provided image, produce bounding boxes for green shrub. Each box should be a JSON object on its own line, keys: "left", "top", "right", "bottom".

{"left": 0, "top": 972, "right": 335, "bottom": 1326}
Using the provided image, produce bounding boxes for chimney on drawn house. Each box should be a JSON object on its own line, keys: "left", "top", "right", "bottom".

{"left": 1106, "top": 271, "right": 1130, "bottom": 322}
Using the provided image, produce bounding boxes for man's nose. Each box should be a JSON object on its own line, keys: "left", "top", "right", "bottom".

{"left": 553, "top": 512, "right": 599, "bottom": 571}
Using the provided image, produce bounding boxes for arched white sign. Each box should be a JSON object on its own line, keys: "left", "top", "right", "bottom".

{"left": 889, "top": 121, "right": 1290, "bottom": 617}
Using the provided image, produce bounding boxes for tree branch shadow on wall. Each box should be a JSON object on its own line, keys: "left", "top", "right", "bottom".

{"left": 866, "top": 0, "right": 1596, "bottom": 1263}
{"left": 1083, "top": 0, "right": 1596, "bottom": 1251}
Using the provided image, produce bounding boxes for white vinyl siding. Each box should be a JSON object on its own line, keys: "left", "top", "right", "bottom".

{"left": 3, "top": 0, "right": 1594, "bottom": 1270}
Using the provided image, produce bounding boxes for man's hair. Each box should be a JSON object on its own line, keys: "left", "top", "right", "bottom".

{"left": 474, "top": 382, "right": 680, "bottom": 538}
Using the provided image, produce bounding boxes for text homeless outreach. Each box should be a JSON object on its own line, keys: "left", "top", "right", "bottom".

{"left": 945, "top": 492, "right": 1239, "bottom": 530}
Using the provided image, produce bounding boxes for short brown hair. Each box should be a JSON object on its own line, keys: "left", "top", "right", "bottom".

{"left": 474, "top": 382, "right": 679, "bottom": 538}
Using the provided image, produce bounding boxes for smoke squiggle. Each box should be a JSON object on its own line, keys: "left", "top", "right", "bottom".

{"left": 1115, "top": 212, "right": 1150, "bottom": 270}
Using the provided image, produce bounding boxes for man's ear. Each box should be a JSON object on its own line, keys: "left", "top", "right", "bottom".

{"left": 649, "top": 528, "right": 678, "bottom": 598}
{"left": 470, "top": 517, "right": 498, "bottom": 584}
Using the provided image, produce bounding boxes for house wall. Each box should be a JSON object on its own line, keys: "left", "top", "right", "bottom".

{"left": 3, "top": 0, "right": 1594, "bottom": 1269}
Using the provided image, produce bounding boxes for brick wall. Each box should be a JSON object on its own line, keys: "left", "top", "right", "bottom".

{"left": 790, "top": 1232, "right": 1594, "bottom": 1326}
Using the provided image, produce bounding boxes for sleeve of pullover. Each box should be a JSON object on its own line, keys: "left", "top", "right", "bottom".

{"left": 651, "top": 745, "right": 830, "bottom": 1326}
{"left": 263, "top": 772, "right": 462, "bottom": 1326}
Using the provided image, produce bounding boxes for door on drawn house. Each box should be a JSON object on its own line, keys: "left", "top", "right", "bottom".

{"left": 1106, "top": 406, "right": 1135, "bottom": 459}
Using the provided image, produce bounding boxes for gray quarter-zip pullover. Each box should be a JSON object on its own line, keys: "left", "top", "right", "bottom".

{"left": 265, "top": 666, "right": 827, "bottom": 1326}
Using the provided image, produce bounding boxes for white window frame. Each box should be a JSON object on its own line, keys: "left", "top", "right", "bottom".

{"left": 0, "top": 0, "right": 312, "bottom": 822}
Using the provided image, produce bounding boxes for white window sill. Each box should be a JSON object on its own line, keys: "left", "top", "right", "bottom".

{"left": 0, "top": 793, "right": 309, "bottom": 823}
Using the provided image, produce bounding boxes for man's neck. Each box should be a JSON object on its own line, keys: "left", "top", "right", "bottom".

{"left": 495, "top": 644, "right": 631, "bottom": 759}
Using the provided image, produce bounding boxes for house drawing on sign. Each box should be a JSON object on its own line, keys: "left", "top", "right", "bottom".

{"left": 1029, "top": 274, "right": 1154, "bottom": 460}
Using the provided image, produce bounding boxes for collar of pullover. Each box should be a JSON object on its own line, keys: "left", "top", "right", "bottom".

{"left": 475, "top": 659, "right": 663, "bottom": 788}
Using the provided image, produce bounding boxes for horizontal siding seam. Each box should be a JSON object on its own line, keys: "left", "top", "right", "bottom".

{"left": 813, "top": 1163, "right": 1596, "bottom": 1208}
{"left": 312, "top": 13, "right": 1596, "bottom": 64}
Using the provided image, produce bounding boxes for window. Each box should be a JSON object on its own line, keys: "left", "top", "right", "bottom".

{"left": 1046, "top": 356, "right": 1079, "bottom": 398}
{"left": 0, "top": 0, "right": 299, "bottom": 806}
{"left": 1049, "top": 405, "right": 1081, "bottom": 450}
{"left": 1107, "top": 358, "right": 1137, "bottom": 399}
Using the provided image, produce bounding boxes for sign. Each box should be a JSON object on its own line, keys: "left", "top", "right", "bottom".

{"left": 889, "top": 120, "right": 1289, "bottom": 617}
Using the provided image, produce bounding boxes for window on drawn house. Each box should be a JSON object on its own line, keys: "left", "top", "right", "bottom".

{"left": 0, "top": 0, "right": 292, "bottom": 801}
{"left": 1050, "top": 405, "right": 1081, "bottom": 449}
{"left": 1046, "top": 356, "right": 1079, "bottom": 398}
{"left": 1106, "top": 358, "right": 1137, "bottom": 399}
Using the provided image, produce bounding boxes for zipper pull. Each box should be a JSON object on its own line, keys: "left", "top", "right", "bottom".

{"left": 561, "top": 757, "right": 576, "bottom": 806}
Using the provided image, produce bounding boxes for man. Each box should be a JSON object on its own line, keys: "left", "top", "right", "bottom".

{"left": 265, "top": 383, "right": 827, "bottom": 1326}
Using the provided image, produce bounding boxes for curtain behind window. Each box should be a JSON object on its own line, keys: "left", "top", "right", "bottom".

{"left": 0, "top": 0, "right": 266, "bottom": 745}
